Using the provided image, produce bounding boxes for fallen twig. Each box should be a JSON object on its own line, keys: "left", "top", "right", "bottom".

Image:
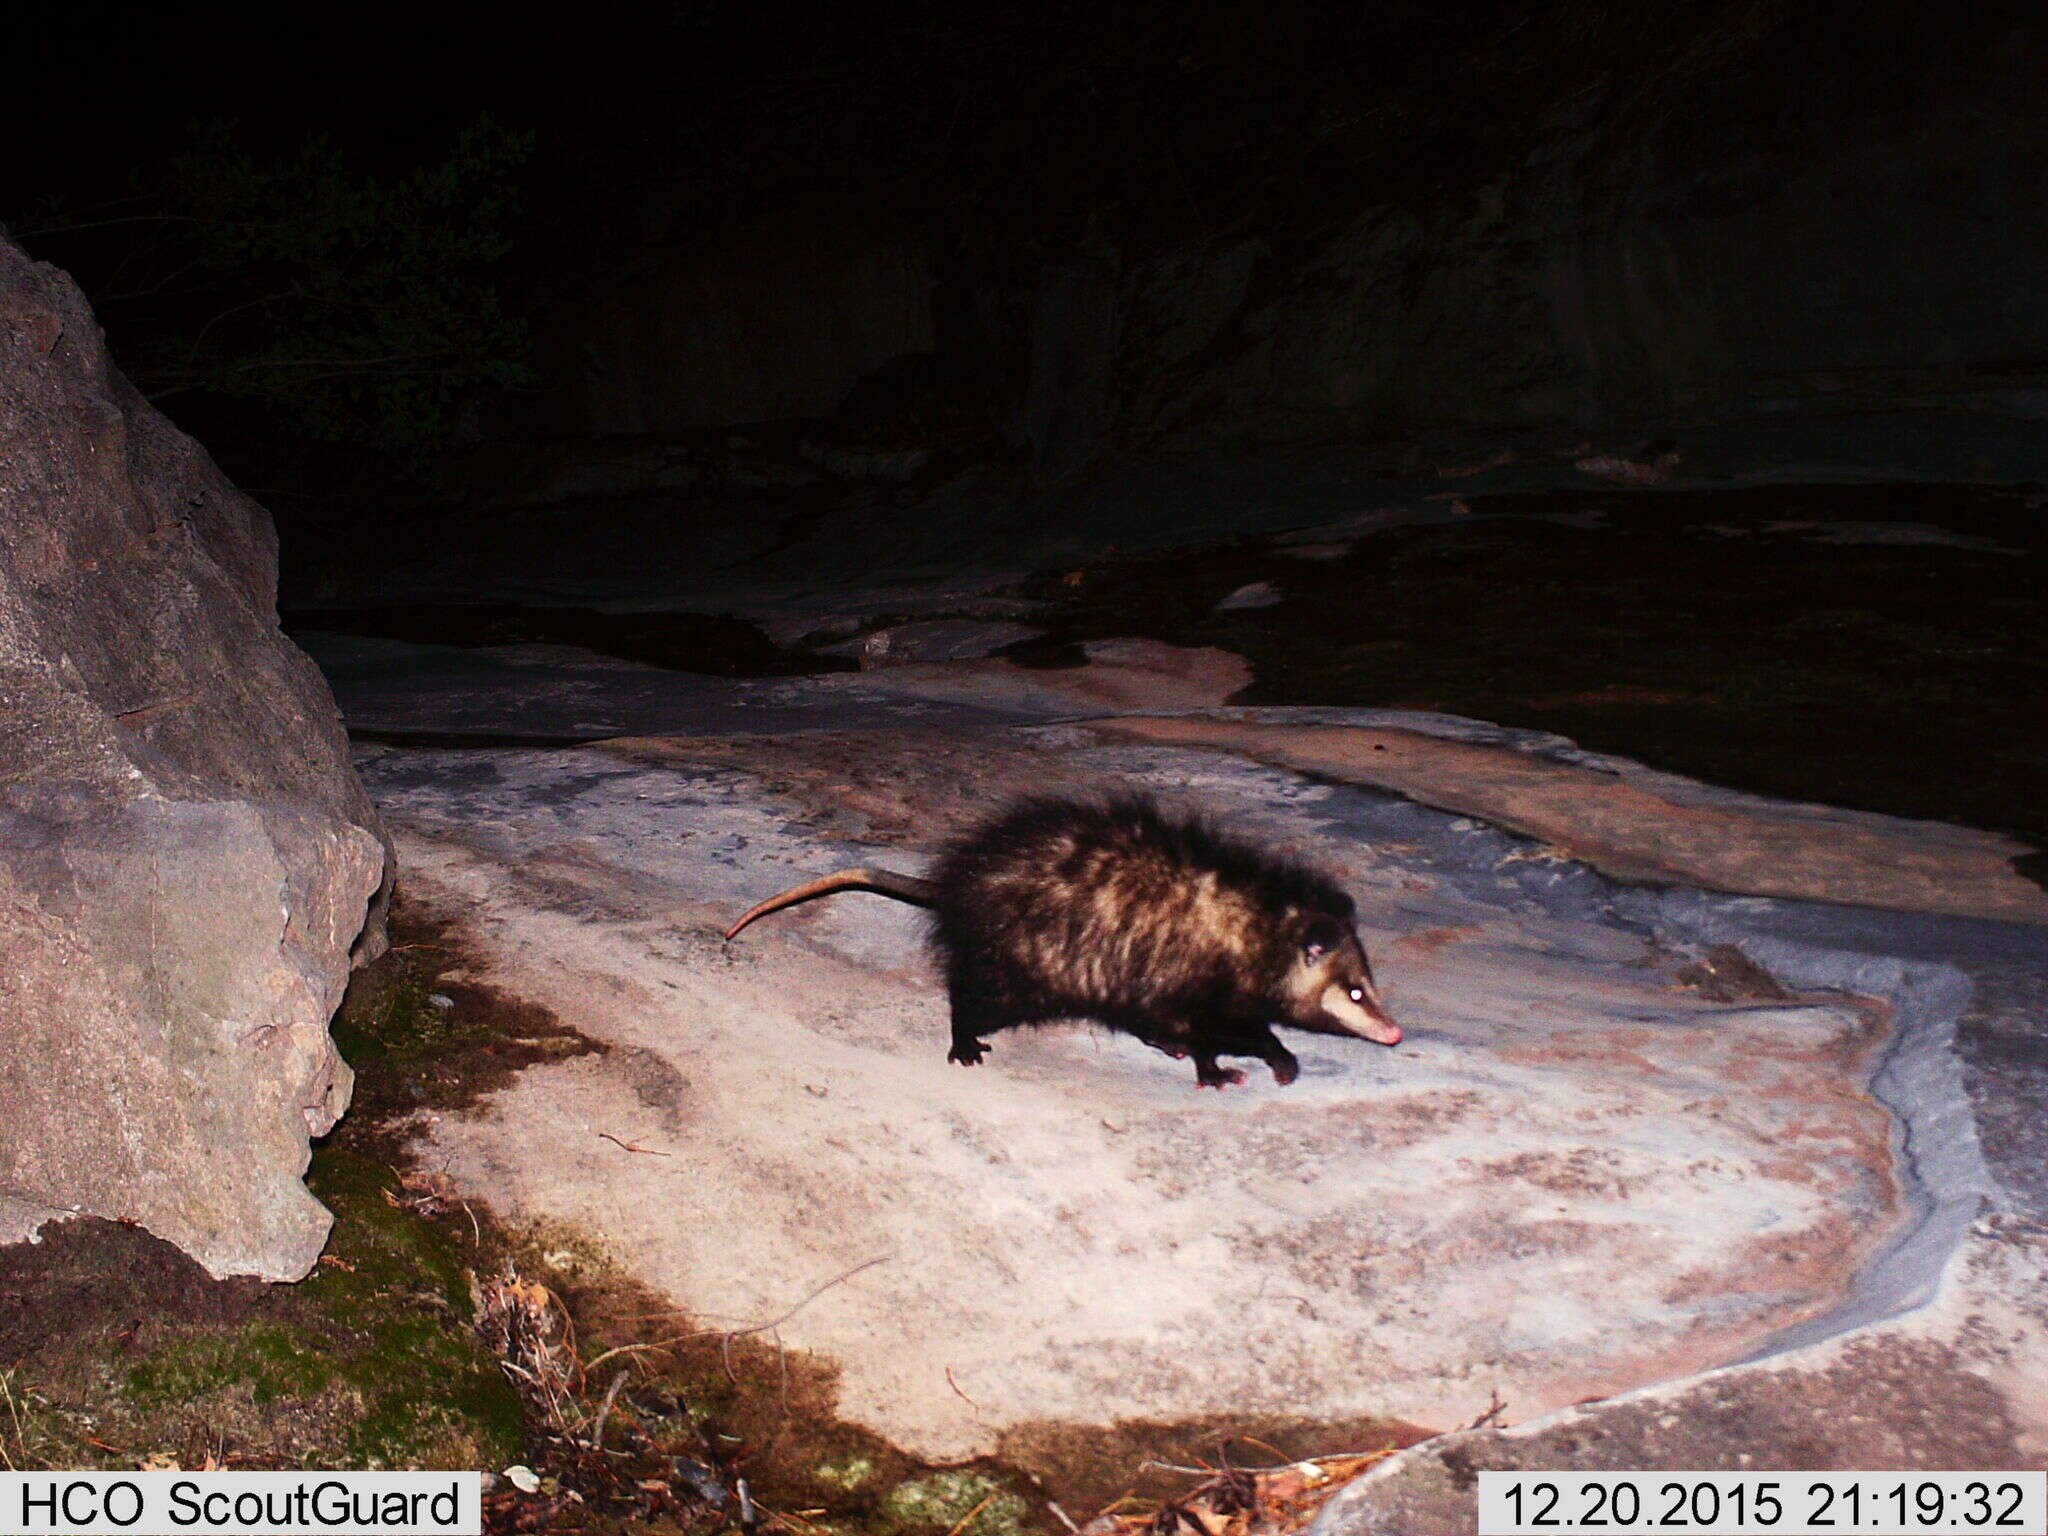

{"left": 597, "top": 1132, "right": 672, "bottom": 1157}
{"left": 1463, "top": 1391, "right": 1507, "bottom": 1431}
{"left": 943, "top": 1492, "right": 1000, "bottom": 1536}
{"left": 624, "top": 1254, "right": 893, "bottom": 1357}
{"left": 587, "top": 1369, "right": 629, "bottom": 1453}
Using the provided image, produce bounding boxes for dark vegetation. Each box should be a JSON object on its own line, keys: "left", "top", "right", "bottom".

{"left": 13, "top": 115, "right": 531, "bottom": 486}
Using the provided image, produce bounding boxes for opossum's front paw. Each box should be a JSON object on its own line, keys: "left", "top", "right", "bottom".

{"left": 1194, "top": 1062, "right": 1247, "bottom": 1089}
{"left": 948, "top": 1042, "right": 987, "bottom": 1066}
{"left": 1266, "top": 1054, "right": 1299, "bottom": 1086}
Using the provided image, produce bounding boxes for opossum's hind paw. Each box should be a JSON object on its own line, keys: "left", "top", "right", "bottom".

{"left": 1193, "top": 1056, "right": 1247, "bottom": 1089}
{"left": 948, "top": 1040, "right": 988, "bottom": 1066}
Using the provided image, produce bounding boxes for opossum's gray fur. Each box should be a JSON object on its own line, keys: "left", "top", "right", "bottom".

{"left": 725, "top": 794, "right": 1401, "bottom": 1087}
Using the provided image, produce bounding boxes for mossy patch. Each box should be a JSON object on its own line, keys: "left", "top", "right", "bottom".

{"left": 0, "top": 1147, "right": 521, "bottom": 1472}
{"left": 329, "top": 961, "right": 475, "bottom": 1064}
{"left": 124, "top": 1324, "right": 336, "bottom": 1406}
{"left": 883, "top": 1471, "right": 1033, "bottom": 1536}
{"left": 296, "top": 1148, "right": 526, "bottom": 1466}
{"left": 327, "top": 898, "right": 600, "bottom": 1130}
{"left": 815, "top": 1452, "right": 881, "bottom": 1490}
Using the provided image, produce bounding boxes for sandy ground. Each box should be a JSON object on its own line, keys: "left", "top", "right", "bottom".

{"left": 345, "top": 693, "right": 2037, "bottom": 1462}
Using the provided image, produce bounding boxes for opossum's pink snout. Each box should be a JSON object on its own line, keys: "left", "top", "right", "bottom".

{"left": 1348, "top": 1012, "right": 1402, "bottom": 1046}
{"left": 1320, "top": 982, "right": 1402, "bottom": 1045}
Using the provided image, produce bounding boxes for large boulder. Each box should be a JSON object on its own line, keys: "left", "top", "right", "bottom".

{"left": 0, "top": 234, "right": 388, "bottom": 1281}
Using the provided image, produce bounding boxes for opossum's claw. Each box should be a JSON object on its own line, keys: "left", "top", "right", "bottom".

{"left": 947, "top": 1042, "right": 987, "bottom": 1066}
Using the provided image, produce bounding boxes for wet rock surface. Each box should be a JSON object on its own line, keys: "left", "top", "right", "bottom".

{"left": 1089, "top": 714, "right": 2048, "bottom": 927}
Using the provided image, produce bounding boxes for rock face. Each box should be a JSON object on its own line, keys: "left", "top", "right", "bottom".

{"left": 1002, "top": 11, "right": 2048, "bottom": 473}
{"left": 497, "top": 12, "right": 2045, "bottom": 479}
{"left": 0, "top": 235, "right": 388, "bottom": 1281}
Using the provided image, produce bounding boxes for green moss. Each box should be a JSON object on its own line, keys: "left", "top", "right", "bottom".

{"left": 330, "top": 964, "right": 478, "bottom": 1065}
{"left": 299, "top": 1149, "right": 524, "bottom": 1465}
{"left": 815, "top": 1453, "right": 880, "bottom": 1490}
{"left": 30, "top": 1148, "right": 524, "bottom": 1471}
{"left": 883, "top": 1471, "right": 1032, "bottom": 1536}
{"left": 306, "top": 1148, "right": 472, "bottom": 1313}
{"left": 126, "top": 1325, "right": 334, "bottom": 1405}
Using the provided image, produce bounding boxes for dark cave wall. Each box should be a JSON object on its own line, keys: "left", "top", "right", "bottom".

{"left": 518, "top": 207, "right": 933, "bottom": 435}
{"left": 1005, "top": 10, "right": 2048, "bottom": 471}
{"left": 515, "top": 6, "right": 2047, "bottom": 467}
{"left": 1096, "top": 107, "right": 2039, "bottom": 450}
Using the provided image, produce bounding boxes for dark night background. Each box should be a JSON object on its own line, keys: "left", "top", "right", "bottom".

{"left": 9, "top": 1, "right": 2048, "bottom": 1506}
{"left": 7, "top": 0, "right": 2046, "bottom": 850}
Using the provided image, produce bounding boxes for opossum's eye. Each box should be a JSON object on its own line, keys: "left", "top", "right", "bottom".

{"left": 1347, "top": 987, "right": 1365, "bottom": 1003}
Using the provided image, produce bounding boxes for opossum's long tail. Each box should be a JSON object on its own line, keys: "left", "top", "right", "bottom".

{"left": 723, "top": 868, "right": 939, "bottom": 941}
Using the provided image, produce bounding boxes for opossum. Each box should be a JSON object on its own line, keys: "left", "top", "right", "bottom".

{"left": 723, "top": 795, "right": 1401, "bottom": 1087}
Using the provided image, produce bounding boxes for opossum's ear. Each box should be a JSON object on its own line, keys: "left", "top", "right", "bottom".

{"left": 1300, "top": 914, "right": 1345, "bottom": 960}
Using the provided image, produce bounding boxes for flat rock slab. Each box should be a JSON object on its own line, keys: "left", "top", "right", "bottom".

{"left": 310, "top": 628, "right": 2046, "bottom": 932}
{"left": 300, "top": 633, "right": 1246, "bottom": 740}
{"left": 1092, "top": 714, "right": 2048, "bottom": 928}
{"left": 362, "top": 723, "right": 1913, "bottom": 1460}
{"left": 1311, "top": 1237, "right": 2048, "bottom": 1535}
